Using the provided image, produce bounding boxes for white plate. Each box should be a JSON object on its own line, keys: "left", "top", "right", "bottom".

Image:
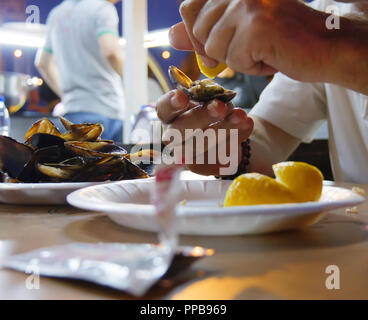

{"left": 0, "top": 182, "right": 103, "bottom": 205}
{"left": 67, "top": 180, "right": 366, "bottom": 235}
{"left": 0, "top": 177, "right": 155, "bottom": 205}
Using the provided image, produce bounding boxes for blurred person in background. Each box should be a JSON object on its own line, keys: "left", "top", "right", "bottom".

{"left": 35, "top": 0, "right": 124, "bottom": 142}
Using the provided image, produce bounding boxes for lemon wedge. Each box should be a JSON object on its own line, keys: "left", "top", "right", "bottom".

{"left": 195, "top": 52, "right": 227, "bottom": 79}
{"left": 224, "top": 173, "right": 297, "bottom": 206}
{"left": 273, "top": 162, "right": 323, "bottom": 202}
{"left": 224, "top": 161, "right": 324, "bottom": 207}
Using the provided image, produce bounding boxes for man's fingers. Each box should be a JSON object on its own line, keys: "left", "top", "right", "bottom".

{"left": 179, "top": 0, "right": 207, "bottom": 55}
{"left": 187, "top": 108, "right": 253, "bottom": 175}
{"left": 169, "top": 23, "right": 194, "bottom": 51}
{"left": 203, "top": 108, "right": 253, "bottom": 153}
{"left": 162, "top": 99, "right": 229, "bottom": 143}
{"left": 179, "top": 0, "right": 218, "bottom": 67}
{"left": 155, "top": 90, "right": 190, "bottom": 124}
{"left": 193, "top": 0, "right": 229, "bottom": 50}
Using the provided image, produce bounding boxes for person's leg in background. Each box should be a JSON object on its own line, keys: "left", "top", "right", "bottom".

{"left": 62, "top": 112, "right": 123, "bottom": 142}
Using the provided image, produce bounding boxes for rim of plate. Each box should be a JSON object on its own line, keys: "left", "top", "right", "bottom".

{"left": 67, "top": 180, "right": 366, "bottom": 218}
{"left": 0, "top": 177, "right": 154, "bottom": 190}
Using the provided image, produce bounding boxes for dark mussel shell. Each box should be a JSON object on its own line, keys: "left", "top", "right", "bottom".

{"left": 26, "top": 133, "right": 66, "bottom": 150}
{"left": 65, "top": 141, "right": 127, "bottom": 158}
{"left": 37, "top": 157, "right": 86, "bottom": 180}
{"left": 17, "top": 145, "right": 75, "bottom": 182}
{"left": 168, "top": 65, "right": 236, "bottom": 103}
{"left": 0, "top": 136, "right": 33, "bottom": 179}
{"left": 24, "top": 118, "right": 62, "bottom": 141}
{"left": 70, "top": 156, "right": 148, "bottom": 182}
{"left": 122, "top": 157, "right": 150, "bottom": 180}
{"left": 126, "top": 149, "right": 160, "bottom": 177}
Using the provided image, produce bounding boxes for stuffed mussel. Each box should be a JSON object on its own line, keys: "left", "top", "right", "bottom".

{"left": 0, "top": 117, "right": 154, "bottom": 183}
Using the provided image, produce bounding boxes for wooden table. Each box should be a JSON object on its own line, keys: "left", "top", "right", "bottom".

{"left": 0, "top": 182, "right": 367, "bottom": 300}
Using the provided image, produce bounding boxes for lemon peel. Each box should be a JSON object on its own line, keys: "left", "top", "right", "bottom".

{"left": 195, "top": 52, "right": 227, "bottom": 79}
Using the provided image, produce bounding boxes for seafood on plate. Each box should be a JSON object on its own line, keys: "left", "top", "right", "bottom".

{"left": 0, "top": 117, "right": 156, "bottom": 183}
{"left": 168, "top": 65, "right": 236, "bottom": 103}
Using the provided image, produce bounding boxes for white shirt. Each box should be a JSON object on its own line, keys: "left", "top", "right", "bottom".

{"left": 44, "top": 0, "right": 124, "bottom": 119}
{"left": 250, "top": 0, "right": 368, "bottom": 183}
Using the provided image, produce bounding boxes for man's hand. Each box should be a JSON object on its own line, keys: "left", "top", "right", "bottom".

{"left": 173, "top": 0, "right": 332, "bottom": 82}
{"left": 156, "top": 89, "right": 253, "bottom": 176}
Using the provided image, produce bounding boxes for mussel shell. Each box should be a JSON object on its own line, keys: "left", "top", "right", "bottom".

{"left": 26, "top": 133, "right": 66, "bottom": 150}
{"left": 17, "top": 145, "right": 75, "bottom": 182}
{"left": 0, "top": 136, "right": 33, "bottom": 179}
{"left": 126, "top": 149, "right": 160, "bottom": 177}
{"left": 37, "top": 157, "right": 86, "bottom": 180}
{"left": 59, "top": 116, "right": 73, "bottom": 131}
{"left": 188, "top": 89, "right": 236, "bottom": 103}
{"left": 70, "top": 156, "right": 148, "bottom": 182}
{"left": 123, "top": 157, "right": 149, "bottom": 180}
{"left": 24, "top": 118, "right": 61, "bottom": 141}
{"left": 61, "top": 123, "right": 104, "bottom": 142}
{"left": 0, "top": 169, "right": 6, "bottom": 182}
{"left": 169, "top": 65, "right": 193, "bottom": 89}
{"left": 187, "top": 79, "right": 236, "bottom": 103}
{"left": 169, "top": 65, "right": 236, "bottom": 103}
{"left": 65, "top": 141, "right": 127, "bottom": 158}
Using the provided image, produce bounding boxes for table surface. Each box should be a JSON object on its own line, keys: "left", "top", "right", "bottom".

{"left": 0, "top": 181, "right": 367, "bottom": 300}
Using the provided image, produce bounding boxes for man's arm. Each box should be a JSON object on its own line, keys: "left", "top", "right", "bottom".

{"left": 98, "top": 33, "right": 124, "bottom": 77}
{"left": 175, "top": 0, "right": 368, "bottom": 95}
{"left": 34, "top": 49, "right": 62, "bottom": 97}
{"left": 329, "top": 16, "right": 368, "bottom": 94}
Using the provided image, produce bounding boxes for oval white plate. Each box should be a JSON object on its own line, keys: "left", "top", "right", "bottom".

{"left": 0, "top": 178, "right": 153, "bottom": 205}
{"left": 67, "top": 180, "right": 366, "bottom": 235}
{"left": 0, "top": 182, "right": 104, "bottom": 205}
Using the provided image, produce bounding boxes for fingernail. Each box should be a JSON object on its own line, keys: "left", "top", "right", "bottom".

{"left": 170, "top": 91, "right": 183, "bottom": 109}
{"left": 201, "top": 55, "right": 218, "bottom": 68}
{"left": 207, "top": 101, "right": 220, "bottom": 118}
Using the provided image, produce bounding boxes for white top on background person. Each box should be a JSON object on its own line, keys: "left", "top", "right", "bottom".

{"left": 35, "top": 0, "right": 124, "bottom": 119}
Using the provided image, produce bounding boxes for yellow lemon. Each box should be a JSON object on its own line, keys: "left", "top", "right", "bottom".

{"left": 273, "top": 161, "right": 323, "bottom": 202}
{"left": 224, "top": 173, "right": 297, "bottom": 206}
{"left": 195, "top": 52, "right": 227, "bottom": 79}
{"left": 223, "top": 162, "right": 324, "bottom": 207}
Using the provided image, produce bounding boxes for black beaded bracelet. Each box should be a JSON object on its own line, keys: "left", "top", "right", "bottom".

{"left": 216, "top": 138, "right": 251, "bottom": 180}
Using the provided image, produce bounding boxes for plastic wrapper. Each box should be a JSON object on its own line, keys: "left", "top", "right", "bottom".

{"left": 3, "top": 243, "right": 213, "bottom": 296}
{"left": 1, "top": 164, "right": 206, "bottom": 297}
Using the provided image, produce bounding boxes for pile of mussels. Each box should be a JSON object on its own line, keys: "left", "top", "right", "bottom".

{"left": 0, "top": 117, "right": 152, "bottom": 183}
